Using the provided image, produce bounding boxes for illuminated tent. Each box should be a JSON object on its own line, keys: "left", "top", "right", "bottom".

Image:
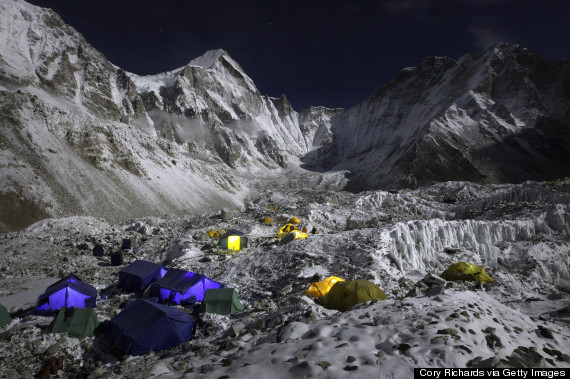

{"left": 440, "top": 262, "right": 494, "bottom": 283}
{"left": 305, "top": 276, "right": 345, "bottom": 298}
{"left": 44, "top": 307, "right": 99, "bottom": 338}
{"left": 118, "top": 260, "right": 168, "bottom": 293}
{"left": 149, "top": 268, "right": 223, "bottom": 305}
{"left": 207, "top": 229, "right": 226, "bottom": 239}
{"left": 0, "top": 303, "right": 11, "bottom": 328}
{"left": 105, "top": 299, "right": 194, "bottom": 356}
{"left": 37, "top": 274, "right": 97, "bottom": 314}
{"left": 277, "top": 223, "right": 299, "bottom": 238}
{"left": 321, "top": 280, "right": 388, "bottom": 312}
{"left": 200, "top": 288, "right": 244, "bottom": 315}
{"left": 218, "top": 230, "right": 248, "bottom": 251}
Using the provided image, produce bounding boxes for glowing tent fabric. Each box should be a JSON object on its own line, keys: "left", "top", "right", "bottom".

{"left": 36, "top": 274, "right": 97, "bottom": 314}
{"left": 149, "top": 268, "right": 223, "bottom": 304}
{"left": 118, "top": 260, "right": 168, "bottom": 293}
{"left": 440, "top": 262, "right": 494, "bottom": 283}
{"left": 305, "top": 276, "right": 345, "bottom": 298}
{"left": 218, "top": 230, "right": 248, "bottom": 251}
{"left": 105, "top": 299, "right": 194, "bottom": 356}
{"left": 321, "top": 280, "right": 388, "bottom": 312}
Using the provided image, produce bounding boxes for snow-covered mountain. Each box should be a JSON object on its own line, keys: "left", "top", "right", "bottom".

{"left": 0, "top": 0, "right": 339, "bottom": 232}
{"left": 308, "top": 44, "right": 570, "bottom": 190}
{"left": 1, "top": 0, "right": 569, "bottom": 234}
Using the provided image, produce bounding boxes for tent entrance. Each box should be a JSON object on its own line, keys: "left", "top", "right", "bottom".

{"left": 227, "top": 236, "right": 240, "bottom": 251}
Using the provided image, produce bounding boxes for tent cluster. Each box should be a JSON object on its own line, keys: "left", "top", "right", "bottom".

{"left": 25, "top": 258, "right": 245, "bottom": 356}
{"left": 304, "top": 261, "right": 493, "bottom": 313}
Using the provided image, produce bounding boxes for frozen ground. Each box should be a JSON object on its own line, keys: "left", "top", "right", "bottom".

{"left": 0, "top": 174, "right": 569, "bottom": 378}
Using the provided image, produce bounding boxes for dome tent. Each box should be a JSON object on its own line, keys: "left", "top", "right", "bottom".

{"left": 440, "top": 262, "right": 494, "bottom": 283}
{"left": 118, "top": 260, "right": 168, "bottom": 293}
{"left": 149, "top": 268, "right": 223, "bottom": 305}
{"left": 44, "top": 307, "right": 99, "bottom": 338}
{"left": 200, "top": 288, "right": 244, "bottom": 315}
{"left": 105, "top": 299, "right": 194, "bottom": 355}
{"left": 36, "top": 274, "right": 97, "bottom": 314}
{"left": 218, "top": 230, "right": 248, "bottom": 251}
{"left": 305, "top": 276, "right": 345, "bottom": 298}
{"left": 321, "top": 280, "right": 388, "bottom": 312}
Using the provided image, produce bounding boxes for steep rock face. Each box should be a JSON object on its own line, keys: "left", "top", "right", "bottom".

{"left": 0, "top": 0, "right": 337, "bottom": 231}
{"left": 128, "top": 50, "right": 338, "bottom": 169}
{"left": 313, "top": 44, "right": 570, "bottom": 190}
{"left": 0, "top": 1, "right": 146, "bottom": 123}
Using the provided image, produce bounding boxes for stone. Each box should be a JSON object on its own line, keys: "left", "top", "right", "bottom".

{"left": 485, "top": 333, "right": 503, "bottom": 350}
{"left": 315, "top": 361, "right": 332, "bottom": 370}
{"left": 504, "top": 346, "right": 547, "bottom": 368}
{"left": 537, "top": 325, "right": 553, "bottom": 339}
{"left": 347, "top": 356, "right": 356, "bottom": 362}
{"left": 437, "top": 328, "right": 459, "bottom": 336}
{"left": 422, "top": 273, "right": 446, "bottom": 286}
{"left": 472, "top": 356, "right": 501, "bottom": 368}
{"left": 226, "top": 322, "right": 246, "bottom": 337}
{"left": 343, "top": 365, "right": 358, "bottom": 371}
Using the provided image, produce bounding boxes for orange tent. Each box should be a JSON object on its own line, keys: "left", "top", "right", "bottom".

{"left": 305, "top": 276, "right": 345, "bottom": 298}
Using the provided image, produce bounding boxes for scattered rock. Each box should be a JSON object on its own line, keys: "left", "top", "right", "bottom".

{"left": 226, "top": 322, "right": 246, "bottom": 338}
{"left": 503, "top": 346, "right": 547, "bottom": 368}
{"left": 485, "top": 333, "right": 503, "bottom": 350}
{"left": 537, "top": 325, "right": 554, "bottom": 339}
{"left": 437, "top": 328, "right": 459, "bottom": 336}
{"left": 315, "top": 361, "right": 332, "bottom": 370}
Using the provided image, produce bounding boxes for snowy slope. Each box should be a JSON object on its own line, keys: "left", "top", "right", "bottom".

{"left": 310, "top": 44, "right": 570, "bottom": 190}
{"left": 0, "top": 0, "right": 339, "bottom": 231}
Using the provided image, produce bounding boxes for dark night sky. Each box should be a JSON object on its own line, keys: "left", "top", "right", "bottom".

{"left": 25, "top": 0, "right": 570, "bottom": 111}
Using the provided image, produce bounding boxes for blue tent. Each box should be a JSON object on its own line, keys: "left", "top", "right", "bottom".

{"left": 37, "top": 274, "right": 97, "bottom": 314}
{"left": 105, "top": 299, "right": 194, "bottom": 355}
{"left": 118, "top": 260, "right": 167, "bottom": 293}
{"left": 149, "top": 268, "right": 223, "bottom": 305}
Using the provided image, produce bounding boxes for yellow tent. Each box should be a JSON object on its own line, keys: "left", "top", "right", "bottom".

{"left": 440, "top": 262, "right": 494, "bottom": 283}
{"left": 207, "top": 229, "right": 226, "bottom": 239}
{"left": 288, "top": 216, "right": 301, "bottom": 224}
{"left": 305, "top": 276, "right": 345, "bottom": 298}
{"left": 260, "top": 216, "right": 274, "bottom": 224}
{"left": 321, "top": 280, "right": 388, "bottom": 312}
{"left": 277, "top": 223, "right": 299, "bottom": 238}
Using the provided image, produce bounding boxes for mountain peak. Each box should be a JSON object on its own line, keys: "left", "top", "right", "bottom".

{"left": 188, "top": 49, "right": 227, "bottom": 70}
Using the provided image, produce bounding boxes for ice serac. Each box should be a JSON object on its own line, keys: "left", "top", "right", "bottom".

{"left": 312, "top": 44, "right": 570, "bottom": 190}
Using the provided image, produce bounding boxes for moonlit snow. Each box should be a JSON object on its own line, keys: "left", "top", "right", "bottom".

{"left": 0, "top": 0, "right": 569, "bottom": 377}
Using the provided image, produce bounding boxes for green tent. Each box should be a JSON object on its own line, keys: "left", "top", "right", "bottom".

{"left": 0, "top": 303, "right": 11, "bottom": 328}
{"left": 44, "top": 307, "right": 99, "bottom": 338}
{"left": 200, "top": 288, "right": 244, "bottom": 315}
{"left": 440, "top": 262, "right": 494, "bottom": 283}
{"left": 321, "top": 280, "right": 388, "bottom": 312}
